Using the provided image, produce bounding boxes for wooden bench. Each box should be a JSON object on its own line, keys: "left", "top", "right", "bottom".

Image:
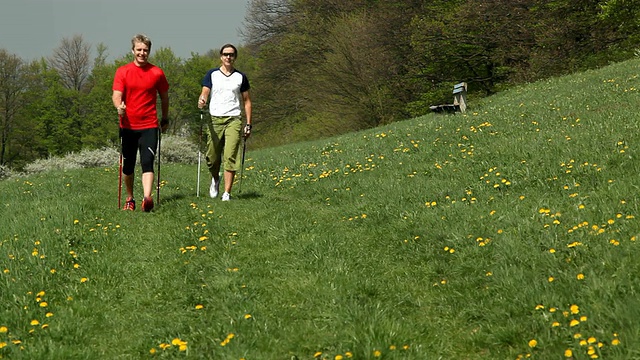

{"left": 430, "top": 82, "right": 467, "bottom": 113}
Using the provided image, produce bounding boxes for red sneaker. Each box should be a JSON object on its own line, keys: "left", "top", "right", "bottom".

{"left": 142, "top": 197, "right": 154, "bottom": 212}
{"left": 123, "top": 197, "right": 135, "bottom": 211}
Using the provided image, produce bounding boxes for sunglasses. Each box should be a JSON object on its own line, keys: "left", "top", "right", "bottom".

{"left": 222, "top": 53, "right": 236, "bottom": 58}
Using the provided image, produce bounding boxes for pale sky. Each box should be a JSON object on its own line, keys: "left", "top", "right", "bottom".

{"left": 0, "top": 0, "right": 250, "bottom": 61}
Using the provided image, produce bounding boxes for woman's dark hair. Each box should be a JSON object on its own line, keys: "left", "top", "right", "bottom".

{"left": 219, "top": 44, "right": 238, "bottom": 57}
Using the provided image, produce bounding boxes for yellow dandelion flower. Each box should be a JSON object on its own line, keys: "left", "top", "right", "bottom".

{"left": 39, "top": 302, "right": 48, "bottom": 308}
{"left": 80, "top": 277, "right": 88, "bottom": 283}
{"left": 373, "top": 350, "right": 382, "bottom": 357}
{"left": 549, "top": 248, "right": 556, "bottom": 253}
{"left": 0, "top": 342, "right": 6, "bottom": 349}
{"left": 580, "top": 339, "right": 587, "bottom": 346}
{"left": 570, "top": 304, "right": 579, "bottom": 314}
{"left": 570, "top": 319, "right": 580, "bottom": 327}
{"left": 0, "top": 326, "right": 7, "bottom": 333}
{"left": 528, "top": 339, "right": 538, "bottom": 348}
{"left": 335, "top": 355, "right": 344, "bottom": 360}
{"left": 46, "top": 312, "right": 53, "bottom": 317}
{"left": 30, "top": 319, "right": 40, "bottom": 326}
{"left": 149, "top": 348, "right": 157, "bottom": 354}
{"left": 612, "top": 339, "right": 620, "bottom": 346}
{"left": 577, "top": 273, "right": 585, "bottom": 280}
{"left": 548, "top": 276, "right": 555, "bottom": 282}
{"left": 587, "top": 337, "right": 596, "bottom": 344}
{"left": 244, "top": 314, "right": 252, "bottom": 319}
{"left": 195, "top": 304, "right": 204, "bottom": 310}
{"left": 535, "top": 304, "right": 545, "bottom": 310}
{"left": 580, "top": 316, "right": 587, "bottom": 322}
{"left": 552, "top": 322, "right": 560, "bottom": 327}
{"left": 314, "top": 352, "right": 323, "bottom": 358}
{"left": 574, "top": 333, "right": 582, "bottom": 339}
{"left": 564, "top": 349, "right": 573, "bottom": 357}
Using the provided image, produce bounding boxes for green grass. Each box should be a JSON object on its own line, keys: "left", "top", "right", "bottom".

{"left": 3, "top": 58, "right": 640, "bottom": 359}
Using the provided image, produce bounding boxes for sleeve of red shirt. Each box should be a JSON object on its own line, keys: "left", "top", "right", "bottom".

{"left": 113, "top": 67, "right": 125, "bottom": 92}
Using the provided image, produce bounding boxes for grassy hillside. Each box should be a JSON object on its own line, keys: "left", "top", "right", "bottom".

{"left": 2, "top": 58, "right": 640, "bottom": 359}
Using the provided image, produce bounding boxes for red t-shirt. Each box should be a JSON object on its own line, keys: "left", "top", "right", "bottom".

{"left": 113, "top": 62, "right": 169, "bottom": 130}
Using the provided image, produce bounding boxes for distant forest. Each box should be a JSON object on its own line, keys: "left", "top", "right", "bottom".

{"left": 1, "top": 0, "right": 639, "bottom": 169}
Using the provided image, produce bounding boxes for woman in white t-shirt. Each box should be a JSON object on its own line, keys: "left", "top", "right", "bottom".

{"left": 198, "top": 44, "right": 252, "bottom": 201}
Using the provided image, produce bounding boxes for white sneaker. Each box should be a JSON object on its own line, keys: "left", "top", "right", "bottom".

{"left": 221, "top": 192, "right": 231, "bottom": 201}
{"left": 209, "top": 178, "right": 219, "bottom": 198}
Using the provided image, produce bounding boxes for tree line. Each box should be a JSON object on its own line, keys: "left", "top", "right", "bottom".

{"left": 243, "top": 0, "right": 640, "bottom": 146}
{"left": 0, "top": 36, "right": 219, "bottom": 170}
{"left": 2, "top": 0, "right": 639, "bottom": 169}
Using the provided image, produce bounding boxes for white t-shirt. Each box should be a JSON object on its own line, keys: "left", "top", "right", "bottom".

{"left": 201, "top": 68, "right": 250, "bottom": 117}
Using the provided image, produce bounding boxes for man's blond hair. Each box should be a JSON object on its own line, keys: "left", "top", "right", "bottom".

{"left": 131, "top": 34, "right": 152, "bottom": 50}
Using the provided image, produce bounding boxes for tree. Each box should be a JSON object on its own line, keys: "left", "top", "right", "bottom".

{"left": 82, "top": 43, "right": 119, "bottom": 148}
{"left": 315, "top": 11, "right": 403, "bottom": 128}
{"left": 0, "top": 49, "right": 26, "bottom": 166}
{"left": 241, "top": 0, "right": 293, "bottom": 47}
{"left": 49, "top": 34, "right": 91, "bottom": 92}
{"left": 175, "top": 53, "right": 213, "bottom": 141}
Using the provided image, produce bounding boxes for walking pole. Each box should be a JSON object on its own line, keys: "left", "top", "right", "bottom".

{"left": 117, "top": 131, "right": 123, "bottom": 209}
{"left": 156, "top": 127, "right": 161, "bottom": 204}
{"left": 238, "top": 136, "right": 247, "bottom": 194}
{"left": 197, "top": 110, "right": 203, "bottom": 197}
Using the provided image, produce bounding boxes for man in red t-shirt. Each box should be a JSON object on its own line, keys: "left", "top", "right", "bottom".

{"left": 112, "top": 34, "right": 169, "bottom": 212}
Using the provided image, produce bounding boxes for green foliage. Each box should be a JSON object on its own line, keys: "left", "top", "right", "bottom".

{"left": 1, "top": 58, "right": 640, "bottom": 359}
{"left": 81, "top": 58, "right": 119, "bottom": 149}
{"left": 167, "top": 53, "right": 212, "bottom": 141}
{"left": 5, "top": 0, "right": 640, "bottom": 172}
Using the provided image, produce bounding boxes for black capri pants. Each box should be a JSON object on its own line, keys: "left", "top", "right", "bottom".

{"left": 120, "top": 128, "right": 158, "bottom": 175}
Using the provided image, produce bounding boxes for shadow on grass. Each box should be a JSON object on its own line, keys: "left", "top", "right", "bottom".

{"left": 157, "top": 193, "right": 187, "bottom": 205}
{"left": 235, "top": 191, "right": 262, "bottom": 199}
